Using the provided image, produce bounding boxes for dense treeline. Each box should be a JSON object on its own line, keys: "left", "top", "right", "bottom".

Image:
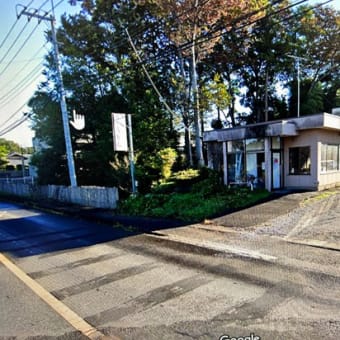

{"left": 28, "top": 0, "right": 339, "bottom": 192}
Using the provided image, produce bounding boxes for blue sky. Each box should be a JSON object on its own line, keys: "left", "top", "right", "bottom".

{"left": 0, "top": 0, "right": 81, "bottom": 147}
{"left": 0, "top": 0, "right": 338, "bottom": 147}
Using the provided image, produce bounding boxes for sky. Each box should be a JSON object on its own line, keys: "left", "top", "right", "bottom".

{"left": 0, "top": 0, "right": 338, "bottom": 148}
{"left": 0, "top": 0, "right": 81, "bottom": 147}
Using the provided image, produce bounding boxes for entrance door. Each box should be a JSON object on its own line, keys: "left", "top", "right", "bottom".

{"left": 272, "top": 152, "right": 281, "bottom": 189}
{"left": 246, "top": 152, "right": 265, "bottom": 188}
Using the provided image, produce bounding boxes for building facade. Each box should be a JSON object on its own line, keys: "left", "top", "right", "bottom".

{"left": 204, "top": 113, "right": 340, "bottom": 191}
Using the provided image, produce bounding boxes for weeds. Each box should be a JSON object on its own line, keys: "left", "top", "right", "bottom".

{"left": 119, "top": 168, "right": 270, "bottom": 222}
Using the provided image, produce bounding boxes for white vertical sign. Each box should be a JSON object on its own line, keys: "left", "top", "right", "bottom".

{"left": 112, "top": 113, "right": 128, "bottom": 152}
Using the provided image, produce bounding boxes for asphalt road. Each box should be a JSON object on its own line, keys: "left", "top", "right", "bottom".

{"left": 0, "top": 201, "right": 135, "bottom": 257}
{"left": 0, "top": 199, "right": 339, "bottom": 340}
{"left": 0, "top": 263, "right": 84, "bottom": 339}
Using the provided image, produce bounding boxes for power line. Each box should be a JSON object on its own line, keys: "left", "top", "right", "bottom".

{"left": 190, "top": 0, "right": 333, "bottom": 60}
{"left": 0, "top": 22, "right": 41, "bottom": 77}
{"left": 129, "top": 0, "right": 332, "bottom": 69}
{"left": 0, "top": 0, "right": 36, "bottom": 49}
{"left": 0, "top": 99, "right": 29, "bottom": 125}
{"left": 0, "top": 20, "right": 31, "bottom": 67}
{"left": 0, "top": 114, "right": 30, "bottom": 137}
{"left": 0, "top": 63, "right": 44, "bottom": 107}
{"left": 0, "top": 0, "right": 67, "bottom": 140}
{"left": 0, "top": 20, "right": 20, "bottom": 51}
{"left": 0, "top": 44, "right": 45, "bottom": 91}
{"left": 0, "top": 100, "right": 28, "bottom": 128}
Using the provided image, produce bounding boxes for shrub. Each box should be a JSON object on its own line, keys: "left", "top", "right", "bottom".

{"left": 158, "top": 147, "right": 177, "bottom": 180}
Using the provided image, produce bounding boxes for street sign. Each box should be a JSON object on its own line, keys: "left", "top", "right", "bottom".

{"left": 112, "top": 113, "right": 128, "bottom": 152}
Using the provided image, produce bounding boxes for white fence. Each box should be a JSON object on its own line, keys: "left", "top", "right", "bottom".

{"left": 0, "top": 182, "right": 119, "bottom": 209}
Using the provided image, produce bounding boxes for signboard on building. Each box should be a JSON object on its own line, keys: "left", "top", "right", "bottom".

{"left": 112, "top": 113, "right": 128, "bottom": 152}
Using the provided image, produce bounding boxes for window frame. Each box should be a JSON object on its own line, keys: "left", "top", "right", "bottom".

{"left": 289, "top": 146, "right": 311, "bottom": 175}
{"left": 321, "top": 144, "right": 340, "bottom": 173}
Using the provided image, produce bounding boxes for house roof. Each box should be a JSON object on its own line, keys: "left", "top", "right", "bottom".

{"left": 7, "top": 152, "right": 28, "bottom": 160}
{"left": 203, "top": 113, "right": 340, "bottom": 142}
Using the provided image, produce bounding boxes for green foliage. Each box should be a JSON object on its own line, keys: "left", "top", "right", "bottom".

{"left": 119, "top": 168, "right": 270, "bottom": 221}
{"left": 173, "top": 168, "right": 200, "bottom": 179}
{"left": 201, "top": 73, "right": 231, "bottom": 113}
{"left": 157, "top": 147, "right": 177, "bottom": 180}
{"left": 0, "top": 139, "right": 22, "bottom": 153}
{"left": 0, "top": 145, "right": 9, "bottom": 168}
{"left": 119, "top": 187, "right": 269, "bottom": 222}
{"left": 27, "top": 0, "right": 339, "bottom": 189}
{"left": 289, "top": 79, "right": 325, "bottom": 116}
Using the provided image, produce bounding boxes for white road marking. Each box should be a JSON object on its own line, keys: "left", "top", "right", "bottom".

{"left": 0, "top": 252, "right": 119, "bottom": 340}
{"left": 148, "top": 233, "right": 277, "bottom": 262}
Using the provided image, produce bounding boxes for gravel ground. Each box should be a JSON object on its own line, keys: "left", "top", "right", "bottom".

{"left": 253, "top": 189, "right": 340, "bottom": 244}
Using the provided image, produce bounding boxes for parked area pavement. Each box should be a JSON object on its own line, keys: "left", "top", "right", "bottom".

{"left": 154, "top": 188, "right": 340, "bottom": 251}
{"left": 0, "top": 188, "right": 339, "bottom": 339}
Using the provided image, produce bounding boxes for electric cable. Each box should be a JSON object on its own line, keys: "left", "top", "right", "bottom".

{"left": 0, "top": 22, "right": 41, "bottom": 77}
{"left": 0, "top": 114, "right": 30, "bottom": 137}
{"left": 0, "top": 0, "right": 36, "bottom": 49}
{"left": 0, "top": 99, "right": 29, "bottom": 127}
{"left": 130, "top": 0, "right": 333, "bottom": 69}
{"left": 0, "top": 64, "right": 44, "bottom": 107}
{"left": 0, "top": 44, "right": 45, "bottom": 91}
{"left": 0, "top": 20, "right": 31, "bottom": 68}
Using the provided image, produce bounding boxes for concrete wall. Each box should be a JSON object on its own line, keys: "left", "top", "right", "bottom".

{"left": 284, "top": 130, "right": 319, "bottom": 190}
{"left": 0, "top": 183, "right": 119, "bottom": 209}
{"left": 284, "top": 129, "right": 340, "bottom": 190}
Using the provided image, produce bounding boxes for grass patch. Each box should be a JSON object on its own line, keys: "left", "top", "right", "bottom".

{"left": 119, "top": 169, "right": 270, "bottom": 222}
{"left": 302, "top": 189, "right": 338, "bottom": 205}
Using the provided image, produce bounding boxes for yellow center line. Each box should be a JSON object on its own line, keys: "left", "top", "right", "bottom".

{"left": 0, "top": 252, "right": 119, "bottom": 340}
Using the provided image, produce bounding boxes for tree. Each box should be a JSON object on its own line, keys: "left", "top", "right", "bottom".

{"left": 201, "top": 73, "right": 231, "bottom": 128}
{"left": 0, "top": 145, "right": 9, "bottom": 168}
{"left": 153, "top": 0, "right": 268, "bottom": 165}
{"left": 29, "top": 90, "right": 69, "bottom": 185}
{"left": 287, "top": 5, "right": 340, "bottom": 116}
{"left": 289, "top": 79, "right": 324, "bottom": 116}
{"left": 29, "top": 2, "right": 178, "bottom": 190}
{"left": 0, "top": 138, "right": 25, "bottom": 153}
{"left": 209, "top": 2, "right": 339, "bottom": 123}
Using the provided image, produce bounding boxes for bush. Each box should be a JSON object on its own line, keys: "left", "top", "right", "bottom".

{"left": 158, "top": 147, "right": 177, "bottom": 180}
{"left": 191, "top": 168, "right": 221, "bottom": 196}
{"left": 119, "top": 183, "right": 270, "bottom": 223}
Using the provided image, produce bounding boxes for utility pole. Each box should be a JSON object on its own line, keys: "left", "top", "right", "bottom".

{"left": 17, "top": 1, "right": 77, "bottom": 187}
{"left": 287, "top": 55, "right": 307, "bottom": 118}
{"left": 127, "top": 114, "right": 137, "bottom": 195}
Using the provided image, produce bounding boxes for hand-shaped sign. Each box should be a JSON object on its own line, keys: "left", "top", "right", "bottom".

{"left": 70, "top": 110, "right": 85, "bottom": 130}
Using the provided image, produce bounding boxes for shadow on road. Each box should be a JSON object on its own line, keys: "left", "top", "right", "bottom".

{"left": 0, "top": 200, "right": 185, "bottom": 257}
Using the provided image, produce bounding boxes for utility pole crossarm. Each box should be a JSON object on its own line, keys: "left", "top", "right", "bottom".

{"left": 17, "top": 8, "right": 52, "bottom": 22}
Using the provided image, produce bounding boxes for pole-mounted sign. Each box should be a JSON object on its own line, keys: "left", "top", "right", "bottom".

{"left": 112, "top": 113, "right": 128, "bottom": 152}
{"left": 112, "top": 113, "right": 137, "bottom": 194}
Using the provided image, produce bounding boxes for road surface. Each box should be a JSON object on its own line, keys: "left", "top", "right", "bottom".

{"left": 0, "top": 198, "right": 339, "bottom": 340}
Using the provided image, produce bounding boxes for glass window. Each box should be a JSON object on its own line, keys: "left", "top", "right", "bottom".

{"left": 289, "top": 147, "right": 311, "bottom": 175}
{"left": 227, "top": 140, "right": 245, "bottom": 183}
{"left": 272, "top": 137, "right": 281, "bottom": 149}
{"left": 321, "top": 144, "right": 339, "bottom": 172}
{"left": 246, "top": 138, "right": 264, "bottom": 151}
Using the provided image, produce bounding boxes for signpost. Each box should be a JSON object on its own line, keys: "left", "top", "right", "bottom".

{"left": 112, "top": 113, "right": 137, "bottom": 194}
{"left": 112, "top": 113, "right": 129, "bottom": 152}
